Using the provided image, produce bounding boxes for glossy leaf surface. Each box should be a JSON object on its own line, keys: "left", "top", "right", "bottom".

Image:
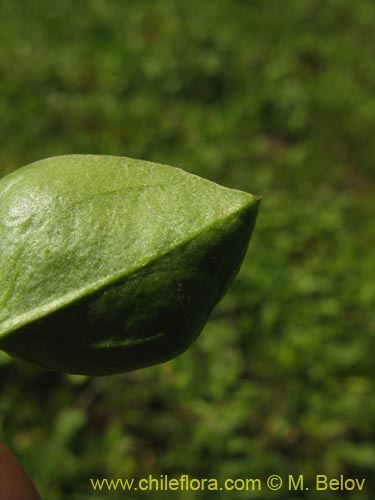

{"left": 0, "top": 155, "right": 260, "bottom": 374}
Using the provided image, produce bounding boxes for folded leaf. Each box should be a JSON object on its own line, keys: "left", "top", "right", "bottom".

{"left": 0, "top": 155, "right": 260, "bottom": 375}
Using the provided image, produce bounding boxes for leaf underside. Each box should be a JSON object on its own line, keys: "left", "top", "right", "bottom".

{"left": 0, "top": 155, "right": 260, "bottom": 374}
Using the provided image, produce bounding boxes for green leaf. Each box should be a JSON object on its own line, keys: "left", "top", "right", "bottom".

{"left": 0, "top": 155, "right": 260, "bottom": 375}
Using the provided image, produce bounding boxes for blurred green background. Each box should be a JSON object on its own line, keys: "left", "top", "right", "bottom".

{"left": 0, "top": 0, "right": 374, "bottom": 499}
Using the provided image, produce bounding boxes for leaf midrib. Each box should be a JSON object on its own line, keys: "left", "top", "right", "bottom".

{"left": 0, "top": 198, "right": 257, "bottom": 339}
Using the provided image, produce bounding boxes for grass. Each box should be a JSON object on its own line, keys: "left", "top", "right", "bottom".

{"left": 0, "top": 1, "right": 374, "bottom": 498}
